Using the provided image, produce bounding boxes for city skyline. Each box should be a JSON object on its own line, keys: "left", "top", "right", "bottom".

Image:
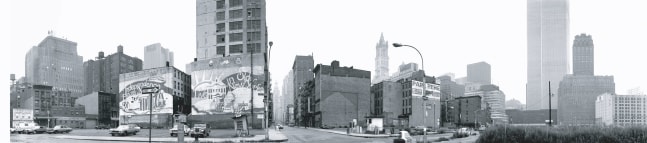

{"left": 7, "top": 0, "right": 647, "bottom": 105}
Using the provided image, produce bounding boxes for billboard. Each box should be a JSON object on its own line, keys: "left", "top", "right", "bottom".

{"left": 411, "top": 80, "right": 440, "bottom": 99}
{"left": 119, "top": 68, "right": 175, "bottom": 116}
{"left": 189, "top": 54, "right": 266, "bottom": 115}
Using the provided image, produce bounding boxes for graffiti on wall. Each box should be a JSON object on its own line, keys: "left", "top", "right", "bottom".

{"left": 190, "top": 55, "right": 266, "bottom": 115}
{"left": 119, "top": 75, "right": 174, "bottom": 116}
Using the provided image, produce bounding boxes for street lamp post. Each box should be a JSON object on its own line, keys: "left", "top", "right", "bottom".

{"left": 142, "top": 86, "right": 159, "bottom": 143}
{"left": 393, "top": 43, "right": 428, "bottom": 142}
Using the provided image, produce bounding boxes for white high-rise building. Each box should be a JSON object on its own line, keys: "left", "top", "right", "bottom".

{"left": 373, "top": 33, "right": 389, "bottom": 84}
{"left": 526, "top": 0, "right": 570, "bottom": 110}
{"left": 143, "top": 43, "right": 174, "bottom": 69}
{"left": 596, "top": 93, "right": 647, "bottom": 126}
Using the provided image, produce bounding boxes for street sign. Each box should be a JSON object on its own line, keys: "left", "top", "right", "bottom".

{"left": 142, "top": 87, "right": 159, "bottom": 94}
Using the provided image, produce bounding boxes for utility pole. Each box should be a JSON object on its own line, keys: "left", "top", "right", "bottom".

{"left": 548, "top": 81, "right": 552, "bottom": 127}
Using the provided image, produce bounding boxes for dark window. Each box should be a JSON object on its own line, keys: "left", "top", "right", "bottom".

{"left": 247, "top": 8, "right": 261, "bottom": 17}
{"left": 229, "top": 0, "right": 242, "bottom": 7}
{"left": 217, "top": 12, "right": 225, "bottom": 21}
{"left": 216, "top": 0, "right": 225, "bottom": 9}
{"left": 216, "top": 46, "right": 226, "bottom": 55}
{"left": 247, "top": 32, "right": 261, "bottom": 41}
{"left": 246, "top": 43, "right": 261, "bottom": 53}
{"left": 217, "top": 23, "right": 225, "bottom": 32}
{"left": 229, "top": 21, "right": 243, "bottom": 30}
{"left": 229, "top": 33, "right": 243, "bottom": 42}
{"left": 217, "top": 34, "right": 226, "bottom": 42}
{"left": 229, "top": 9, "right": 243, "bottom": 19}
{"left": 229, "top": 45, "right": 243, "bottom": 53}
{"left": 247, "top": 20, "right": 261, "bottom": 29}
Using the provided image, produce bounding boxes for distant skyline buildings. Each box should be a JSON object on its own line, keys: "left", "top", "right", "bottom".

{"left": 84, "top": 45, "right": 143, "bottom": 95}
{"left": 143, "top": 43, "right": 174, "bottom": 69}
{"left": 373, "top": 33, "right": 389, "bottom": 84}
{"left": 526, "top": 0, "right": 570, "bottom": 110}
{"left": 573, "top": 33, "right": 594, "bottom": 76}
{"left": 467, "top": 61, "right": 491, "bottom": 85}
{"left": 25, "top": 35, "right": 85, "bottom": 97}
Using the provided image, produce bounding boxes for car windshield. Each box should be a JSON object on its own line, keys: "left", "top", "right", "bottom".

{"left": 117, "top": 125, "right": 129, "bottom": 129}
{"left": 194, "top": 124, "right": 207, "bottom": 128}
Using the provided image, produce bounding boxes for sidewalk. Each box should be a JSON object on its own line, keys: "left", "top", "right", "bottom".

{"left": 304, "top": 127, "right": 397, "bottom": 138}
{"left": 56, "top": 129, "right": 288, "bottom": 142}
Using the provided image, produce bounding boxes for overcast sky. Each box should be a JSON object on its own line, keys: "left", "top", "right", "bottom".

{"left": 5, "top": 0, "right": 647, "bottom": 106}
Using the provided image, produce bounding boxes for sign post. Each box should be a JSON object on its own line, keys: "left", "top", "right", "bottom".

{"left": 142, "top": 86, "right": 159, "bottom": 143}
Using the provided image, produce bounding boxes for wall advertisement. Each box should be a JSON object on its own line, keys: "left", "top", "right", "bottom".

{"left": 411, "top": 80, "right": 440, "bottom": 99}
{"left": 189, "top": 54, "right": 266, "bottom": 115}
{"left": 119, "top": 68, "right": 175, "bottom": 116}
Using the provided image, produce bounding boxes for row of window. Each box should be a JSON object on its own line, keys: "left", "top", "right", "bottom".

{"left": 215, "top": 8, "right": 261, "bottom": 21}
{"left": 216, "top": 20, "right": 262, "bottom": 33}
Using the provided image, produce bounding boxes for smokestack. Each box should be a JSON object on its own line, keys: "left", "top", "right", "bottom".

{"left": 166, "top": 61, "right": 170, "bottom": 67}
{"left": 118, "top": 45, "right": 124, "bottom": 53}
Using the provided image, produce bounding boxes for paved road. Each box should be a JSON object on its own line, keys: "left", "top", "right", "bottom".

{"left": 11, "top": 133, "right": 130, "bottom": 143}
{"left": 281, "top": 127, "right": 394, "bottom": 143}
{"left": 10, "top": 128, "right": 266, "bottom": 143}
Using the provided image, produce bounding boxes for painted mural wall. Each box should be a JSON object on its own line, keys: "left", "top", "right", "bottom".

{"left": 119, "top": 68, "right": 175, "bottom": 116}
{"left": 189, "top": 54, "right": 266, "bottom": 116}
{"left": 412, "top": 80, "right": 441, "bottom": 99}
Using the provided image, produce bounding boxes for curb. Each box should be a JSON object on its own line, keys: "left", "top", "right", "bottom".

{"left": 304, "top": 128, "right": 397, "bottom": 138}
{"left": 56, "top": 135, "right": 288, "bottom": 143}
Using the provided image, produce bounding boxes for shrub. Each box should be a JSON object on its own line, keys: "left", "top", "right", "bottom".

{"left": 476, "top": 125, "right": 647, "bottom": 143}
{"left": 436, "top": 137, "right": 450, "bottom": 142}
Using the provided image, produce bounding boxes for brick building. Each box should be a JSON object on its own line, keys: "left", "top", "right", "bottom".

{"left": 76, "top": 92, "right": 119, "bottom": 128}
{"left": 18, "top": 84, "right": 86, "bottom": 128}
{"left": 312, "top": 61, "right": 371, "bottom": 128}
{"left": 397, "top": 70, "right": 440, "bottom": 129}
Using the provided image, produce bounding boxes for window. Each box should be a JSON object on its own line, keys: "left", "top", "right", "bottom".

{"left": 229, "top": 21, "right": 243, "bottom": 30}
{"left": 229, "top": 9, "right": 243, "bottom": 19}
{"left": 247, "top": 20, "right": 261, "bottom": 29}
{"left": 229, "top": 44, "right": 243, "bottom": 53}
{"left": 229, "top": 0, "right": 242, "bottom": 7}
{"left": 229, "top": 33, "right": 243, "bottom": 42}
{"left": 246, "top": 43, "right": 261, "bottom": 53}
{"left": 217, "top": 23, "right": 225, "bottom": 32}
{"left": 216, "top": 0, "right": 225, "bottom": 9}
{"left": 247, "top": 32, "right": 261, "bottom": 41}
{"left": 248, "top": 8, "right": 261, "bottom": 17}
{"left": 217, "top": 34, "right": 226, "bottom": 42}
{"left": 217, "top": 12, "right": 225, "bottom": 21}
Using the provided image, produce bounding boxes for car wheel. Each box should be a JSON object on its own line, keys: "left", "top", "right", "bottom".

{"left": 123, "top": 131, "right": 127, "bottom": 136}
{"left": 206, "top": 133, "right": 209, "bottom": 137}
{"left": 111, "top": 133, "right": 115, "bottom": 136}
{"left": 133, "top": 132, "right": 136, "bottom": 135}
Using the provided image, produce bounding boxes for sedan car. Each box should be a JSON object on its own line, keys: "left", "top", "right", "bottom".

{"left": 10, "top": 128, "right": 16, "bottom": 134}
{"left": 109, "top": 124, "right": 139, "bottom": 136}
{"left": 189, "top": 123, "right": 210, "bottom": 138}
{"left": 23, "top": 126, "right": 47, "bottom": 134}
{"left": 95, "top": 125, "right": 110, "bottom": 129}
{"left": 169, "top": 124, "right": 190, "bottom": 137}
{"left": 393, "top": 131, "right": 416, "bottom": 143}
{"left": 47, "top": 125, "right": 73, "bottom": 134}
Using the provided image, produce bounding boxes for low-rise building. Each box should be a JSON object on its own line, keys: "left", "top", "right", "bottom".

{"left": 76, "top": 92, "right": 119, "bottom": 128}
{"left": 12, "top": 108, "right": 34, "bottom": 128}
{"left": 448, "top": 96, "right": 490, "bottom": 127}
{"left": 506, "top": 109, "right": 558, "bottom": 125}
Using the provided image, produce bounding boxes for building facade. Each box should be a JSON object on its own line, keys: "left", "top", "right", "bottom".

{"left": 438, "top": 75, "right": 465, "bottom": 126}
{"left": 196, "top": 0, "right": 268, "bottom": 60}
{"left": 466, "top": 62, "right": 491, "bottom": 85}
{"left": 448, "top": 96, "right": 490, "bottom": 127}
{"left": 573, "top": 33, "right": 594, "bottom": 76}
{"left": 119, "top": 66, "right": 191, "bottom": 128}
{"left": 373, "top": 33, "right": 389, "bottom": 84}
{"left": 397, "top": 71, "right": 441, "bottom": 128}
{"left": 76, "top": 92, "right": 119, "bottom": 128}
{"left": 526, "top": 0, "right": 570, "bottom": 110}
{"left": 292, "top": 55, "right": 314, "bottom": 126}
{"left": 370, "top": 80, "right": 402, "bottom": 127}
{"left": 312, "top": 61, "right": 371, "bottom": 128}
{"left": 22, "top": 84, "right": 86, "bottom": 128}
{"left": 595, "top": 93, "right": 647, "bottom": 126}
{"left": 465, "top": 85, "right": 508, "bottom": 124}
{"left": 144, "top": 43, "right": 174, "bottom": 69}
{"left": 12, "top": 108, "right": 34, "bottom": 128}
{"left": 388, "top": 63, "right": 419, "bottom": 82}
{"left": 282, "top": 71, "right": 294, "bottom": 125}
{"left": 26, "top": 35, "right": 85, "bottom": 97}
{"left": 84, "top": 45, "right": 143, "bottom": 95}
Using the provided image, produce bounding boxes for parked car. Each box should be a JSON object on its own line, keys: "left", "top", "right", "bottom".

{"left": 109, "top": 124, "right": 140, "bottom": 136}
{"left": 169, "top": 124, "right": 190, "bottom": 137}
{"left": 47, "top": 125, "right": 73, "bottom": 134}
{"left": 10, "top": 128, "right": 16, "bottom": 134}
{"left": 393, "top": 131, "right": 416, "bottom": 143}
{"left": 15, "top": 123, "right": 38, "bottom": 134}
{"left": 95, "top": 125, "right": 110, "bottom": 129}
{"left": 277, "top": 124, "right": 284, "bottom": 130}
{"left": 24, "top": 126, "right": 47, "bottom": 134}
{"left": 189, "top": 123, "right": 210, "bottom": 138}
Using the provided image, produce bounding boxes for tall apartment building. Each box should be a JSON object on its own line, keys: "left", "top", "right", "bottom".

{"left": 282, "top": 71, "right": 294, "bottom": 125}
{"left": 312, "top": 61, "right": 371, "bottom": 128}
{"left": 196, "top": 0, "right": 267, "bottom": 60}
{"left": 26, "top": 35, "right": 85, "bottom": 97}
{"left": 144, "top": 43, "right": 174, "bottom": 69}
{"left": 467, "top": 62, "right": 491, "bottom": 84}
{"left": 526, "top": 0, "right": 570, "bottom": 110}
{"left": 596, "top": 93, "right": 647, "bottom": 126}
{"left": 573, "top": 33, "right": 594, "bottom": 76}
{"left": 373, "top": 33, "right": 389, "bottom": 84}
{"left": 84, "top": 45, "right": 143, "bottom": 95}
